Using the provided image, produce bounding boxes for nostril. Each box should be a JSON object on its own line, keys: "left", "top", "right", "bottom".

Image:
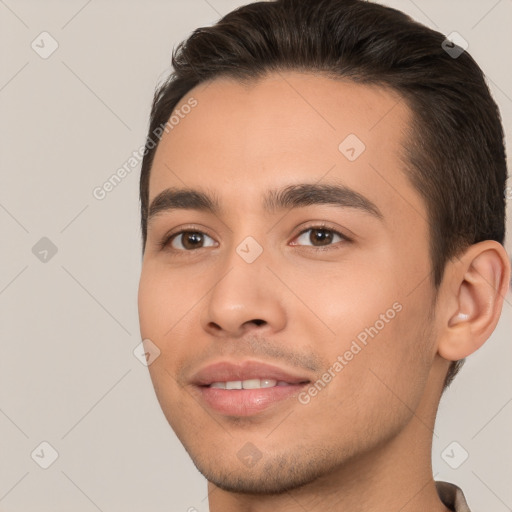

{"left": 252, "top": 319, "right": 265, "bottom": 326}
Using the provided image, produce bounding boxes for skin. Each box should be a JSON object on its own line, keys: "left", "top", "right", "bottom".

{"left": 138, "top": 72, "right": 510, "bottom": 511}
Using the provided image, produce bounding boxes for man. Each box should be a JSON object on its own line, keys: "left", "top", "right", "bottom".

{"left": 137, "top": 0, "right": 510, "bottom": 510}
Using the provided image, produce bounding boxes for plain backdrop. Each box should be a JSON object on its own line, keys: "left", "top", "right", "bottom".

{"left": 0, "top": 1, "right": 511, "bottom": 511}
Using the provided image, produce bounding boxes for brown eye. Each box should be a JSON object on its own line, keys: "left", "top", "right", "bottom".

{"left": 168, "top": 231, "right": 216, "bottom": 251}
{"left": 293, "top": 227, "right": 347, "bottom": 248}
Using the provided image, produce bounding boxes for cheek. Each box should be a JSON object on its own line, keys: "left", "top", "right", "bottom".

{"left": 138, "top": 263, "right": 198, "bottom": 391}
{"left": 355, "top": 299, "right": 432, "bottom": 413}
{"left": 138, "top": 264, "right": 163, "bottom": 337}
{"left": 304, "top": 307, "right": 432, "bottom": 446}
{"left": 311, "top": 264, "right": 433, "bottom": 409}
{"left": 137, "top": 262, "right": 194, "bottom": 339}
{"left": 308, "top": 259, "right": 397, "bottom": 343}
{"left": 138, "top": 267, "right": 187, "bottom": 420}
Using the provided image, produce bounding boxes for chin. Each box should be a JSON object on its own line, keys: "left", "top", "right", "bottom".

{"left": 188, "top": 448, "right": 339, "bottom": 495}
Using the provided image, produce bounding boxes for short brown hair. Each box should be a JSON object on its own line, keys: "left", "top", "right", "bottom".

{"left": 139, "top": 0, "right": 508, "bottom": 388}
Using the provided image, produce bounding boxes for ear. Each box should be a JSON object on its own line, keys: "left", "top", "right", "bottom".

{"left": 436, "top": 240, "right": 511, "bottom": 361}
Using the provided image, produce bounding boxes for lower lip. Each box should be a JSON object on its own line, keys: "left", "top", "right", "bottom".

{"left": 196, "top": 384, "right": 308, "bottom": 416}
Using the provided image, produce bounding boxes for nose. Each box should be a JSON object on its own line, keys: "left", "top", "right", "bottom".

{"left": 200, "top": 247, "right": 287, "bottom": 339}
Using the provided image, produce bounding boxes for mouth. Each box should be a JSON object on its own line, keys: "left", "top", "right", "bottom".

{"left": 208, "top": 378, "right": 299, "bottom": 389}
{"left": 190, "top": 360, "right": 311, "bottom": 416}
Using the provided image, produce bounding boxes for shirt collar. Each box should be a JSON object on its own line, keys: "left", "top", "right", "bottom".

{"left": 436, "top": 481, "right": 471, "bottom": 512}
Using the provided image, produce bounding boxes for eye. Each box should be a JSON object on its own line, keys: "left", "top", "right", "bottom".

{"left": 291, "top": 225, "right": 349, "bottom": 249}
{"left": 165, "top": 230, "right": 217, "bottom": 251}
{"left": 160, "top": 224, "right": 350, "bottom": 253}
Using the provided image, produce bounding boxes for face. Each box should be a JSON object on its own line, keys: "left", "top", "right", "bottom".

{"left": 138, "top": 72, "right": 440, "bottom": 494}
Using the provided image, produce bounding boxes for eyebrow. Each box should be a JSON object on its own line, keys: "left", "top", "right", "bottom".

{"left": 147, "top": 182, "right": 384, "bottom": 222}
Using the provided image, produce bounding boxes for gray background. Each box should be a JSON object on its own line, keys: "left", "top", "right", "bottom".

{"left": 0, "top": 0, "right": 511, "bottom": 510}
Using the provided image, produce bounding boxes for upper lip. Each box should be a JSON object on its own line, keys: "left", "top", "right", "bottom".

{"left": 190, "top": 360, "right": 312, "bottom": 386}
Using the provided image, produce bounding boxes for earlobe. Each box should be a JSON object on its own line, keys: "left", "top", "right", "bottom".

{"left": 437, "top": 240, "right": 511, "bottom": 362}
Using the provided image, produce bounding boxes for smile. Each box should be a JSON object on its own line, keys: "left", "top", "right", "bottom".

{"left": 208, "top": 379, "right": 293, "bottom": 389}
{"left": 190, "top": 360, "right": 312, "bottom": 416}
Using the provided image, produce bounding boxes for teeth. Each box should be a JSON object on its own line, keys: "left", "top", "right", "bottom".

{"left": 241, "top": 379, "right": 261, "bottom": 389}
{"left": 209, "top": 379, "right": 290, "bottom": 389}
{"left": 209, "top": 382, "right": 227, "bottom": 389}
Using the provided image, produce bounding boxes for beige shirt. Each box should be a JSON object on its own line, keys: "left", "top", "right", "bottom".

{"left": 436, "top": 481, "right": 471, "bottom": 512}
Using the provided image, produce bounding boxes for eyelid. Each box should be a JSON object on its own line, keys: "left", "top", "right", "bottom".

{"left": 292, "top": 221, "right": 353, "bottom": 242}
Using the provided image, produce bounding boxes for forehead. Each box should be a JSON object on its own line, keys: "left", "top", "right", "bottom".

{"left": 148, "top": 71, "right": 425, "bottom": 223}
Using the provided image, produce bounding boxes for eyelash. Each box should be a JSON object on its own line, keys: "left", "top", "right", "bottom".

{"left": 159, "top": 223, "right": 352, "bottom": 254}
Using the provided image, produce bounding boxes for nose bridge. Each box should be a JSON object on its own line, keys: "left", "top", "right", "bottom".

{"left": 224, "top": 209, "right": 270, "bottom": 271}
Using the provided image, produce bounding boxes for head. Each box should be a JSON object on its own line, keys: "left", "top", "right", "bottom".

{"left": 137, "top": 0, "right": 509, "bottom": 496}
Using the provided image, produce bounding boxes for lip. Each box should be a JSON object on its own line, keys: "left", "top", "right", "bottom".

{"left": 190, "top": 360, "right": 311, "bottom": 386}
{"left": 190, "top": 360, "right": 311, "bottom": 416}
